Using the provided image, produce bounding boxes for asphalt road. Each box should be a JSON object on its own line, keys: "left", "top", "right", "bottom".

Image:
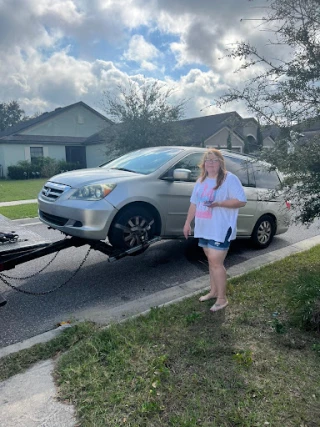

{"left": 0, "top": 218, "right": 319, "bottom": 348}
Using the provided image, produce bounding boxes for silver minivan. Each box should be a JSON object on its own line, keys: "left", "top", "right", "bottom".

{"left": 38, "top": 146, "right": 290, "bottom": 250}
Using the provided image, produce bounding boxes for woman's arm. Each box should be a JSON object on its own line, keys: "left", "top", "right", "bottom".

{"left": 183, "top": 203, "right": 196, "bottom": 239}
{"left": 208, "top": 199, "right": 246, "bottom": 209}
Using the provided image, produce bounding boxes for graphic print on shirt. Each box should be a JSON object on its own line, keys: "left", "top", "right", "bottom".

{"left": 195, "top": 182, "right": 216, "bottom": 219}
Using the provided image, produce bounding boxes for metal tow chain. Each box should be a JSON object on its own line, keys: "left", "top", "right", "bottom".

{"left": 1, "top": 251, "right": 60, "bottom": 280}
{"left": 0, "top": 247, "right": 91, "bottom": 296}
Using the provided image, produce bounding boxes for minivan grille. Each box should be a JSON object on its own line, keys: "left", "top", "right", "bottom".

{"left": 39, "top": 211, "right": 68, "bottom": 226}
{"left": 40, "top": 182, "right": 70, "bottom": 202}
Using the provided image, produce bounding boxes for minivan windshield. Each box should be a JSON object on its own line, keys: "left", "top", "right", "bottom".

{"left": 101, "top": 147, "right": 182, "bottom": 174}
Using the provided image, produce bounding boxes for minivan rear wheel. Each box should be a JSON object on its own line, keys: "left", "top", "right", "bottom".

{"left": 251, "top": 215, "right": 275, "bottom": 249}
{"left": 108, "top": 206, "right": 156, "bottom": 251}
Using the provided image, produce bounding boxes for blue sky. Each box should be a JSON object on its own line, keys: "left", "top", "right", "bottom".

{"left": 0, "top": 0, "right": 270, "bottom": 119}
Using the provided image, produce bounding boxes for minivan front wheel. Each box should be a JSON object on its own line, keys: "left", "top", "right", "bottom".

{"left": 108, "top": 206, "right": 156, "bottom": 251}
{"left": 251, "top": 215, "right": 276, "bottom": 249}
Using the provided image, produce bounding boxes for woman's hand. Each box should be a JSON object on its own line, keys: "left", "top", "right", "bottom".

{"left": 183, "top": 222, "right": 191, "bottom": 239}
{"left": 204, "top": 201, "right": 220, "bottom": 208}
{"left": 206, "top": 199, "right": 246, "bottom": 209}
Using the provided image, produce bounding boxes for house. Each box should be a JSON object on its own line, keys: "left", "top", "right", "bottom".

{"left": 84, "top": 111, "right": 277, "bottom": 163}
{"left": 178, "top": 111, "right": 275, "bottom": 151}
{"left": 0, "top": 103, "right": 278, "bottom": 178}
{"left": 0, "top": 101, "right": 112, "bottom": 178}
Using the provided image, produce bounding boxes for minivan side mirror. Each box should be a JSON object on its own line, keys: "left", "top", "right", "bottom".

{"left": 173, "top": 168, "right": 191, "bottom": 181}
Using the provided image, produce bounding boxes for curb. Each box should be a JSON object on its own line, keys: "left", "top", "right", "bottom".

{"left": 0, "top": 325, "right": 72, "bottom": 359}
{"left": 1, "top": 234, "right": 319, "bottom": 359}
{"left": 0, "top": 200, "right": 37, "bottom": 207}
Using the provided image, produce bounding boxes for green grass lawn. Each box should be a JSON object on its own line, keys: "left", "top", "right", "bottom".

{"left": 1, "top": 246, "right": 320, "bottom": 426}
{"left": 0, "top": 179, "right": 46, "bottom": 202}
{"left": 0, "top": 203, "right": 38, "bottom": 219}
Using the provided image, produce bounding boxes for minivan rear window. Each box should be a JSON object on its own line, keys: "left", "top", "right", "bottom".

{"left": 253, "top": 164, "right": 281, "bottom": 189}
{"left": 223, "top": 156, "right": 250, "bottom": 187}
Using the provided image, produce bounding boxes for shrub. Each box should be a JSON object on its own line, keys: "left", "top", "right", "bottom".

{"left": 39, "top": 157, "right": 59, "bottom": 178}
{"left": 56, "top": 160, "right": 81, "bottom": 173}
{"left": 7, "top": 157, "right": 82, "bottom": 179}
{"left": 286, "top": 271, "right": 320, "bottom": 332}
{"left": 8, "top": 160, "right": 39, "bottom": 179}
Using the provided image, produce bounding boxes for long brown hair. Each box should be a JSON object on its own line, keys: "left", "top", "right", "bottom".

{"left": 199, "top": 148, "right": 227, "bottom": 189}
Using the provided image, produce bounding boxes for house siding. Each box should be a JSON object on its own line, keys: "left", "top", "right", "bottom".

{"left": 1, "top": 144, "right": 26, "bottom": 177}
{"left": 0, "top": 103, "right": 111, "bottom": 177}
{"left": 1, "top": 143, "right": 66, "bottom": 177}
{"left": 205, "top": 127, "right": 244, "bottom": 152}
{"left": 263, "top": 136, "right": 275, "bottom": 148}
{"left": 243, "top": 121, "right": 258, "bottom": 139}
{"left": 86, "top": 144, "right": 109, "bottom": 168}
{"left": 21, "top": 105, "right": 107, "bottom": 138}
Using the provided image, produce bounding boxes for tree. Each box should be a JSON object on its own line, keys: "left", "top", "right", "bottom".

{"left": 0, "top": 101, "right": 26, "bottom": 132}
{"left": 227, "top": 131, "right": 232, "bottom": 150}
{"left": 243, "top": 137, "right": 250, "bottom": 154}
{"left": 256, "top": 123, "right": 263, "bottom": 151}
{"left": 100, "top": 81, "right": 187, "bottom": 155}
{"left": 218, "top": 0, "right": 320, "bottom": 225}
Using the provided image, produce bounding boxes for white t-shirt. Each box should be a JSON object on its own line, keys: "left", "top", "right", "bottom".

{"left": 190, "top": 172, "right": 247, "bottom": 242}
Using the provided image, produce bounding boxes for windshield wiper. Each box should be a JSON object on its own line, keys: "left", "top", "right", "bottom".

{"left": 110, "top": 167, "right": 135, "bottom": 173}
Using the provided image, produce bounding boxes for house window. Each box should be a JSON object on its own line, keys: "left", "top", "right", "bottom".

{"left": 30, "top": 147, "right": 44, "bottom": 163}
{"left": 77, "top": 114, "right": 84, "bottom": 124}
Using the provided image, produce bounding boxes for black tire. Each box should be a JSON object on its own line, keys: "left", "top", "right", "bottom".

{"left": 108, "top": 206, "right": 156, "bottom": 250}
{"left": 251, "top": 215, "right": 276, "bottom": 249}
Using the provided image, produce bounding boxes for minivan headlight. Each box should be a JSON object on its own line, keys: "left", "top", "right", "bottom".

{"left": 70, "top": 183, "right": 116, "bottom": 200}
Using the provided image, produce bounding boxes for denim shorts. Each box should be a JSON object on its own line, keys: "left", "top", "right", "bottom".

{"left": 198, "top": 227, "right": 232, "bottom": 251}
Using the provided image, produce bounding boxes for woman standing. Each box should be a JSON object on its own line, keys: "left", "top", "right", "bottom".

{"left": 183, "top": 149, "right": 247, "bottom": 312}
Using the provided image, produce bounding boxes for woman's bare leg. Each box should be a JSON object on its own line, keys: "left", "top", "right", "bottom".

{"left": 205, "top": 247, "right": 229, "bottom": 310}
{"left": 199, "top": 247, "right": 218, "bottom": 301}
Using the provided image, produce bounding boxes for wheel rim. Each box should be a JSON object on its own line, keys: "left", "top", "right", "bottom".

{"left": 257, "top": 220, "right": 272, "bottom": 244}
{"left": 115, "top": 215, "right": 154, "bottom": 248}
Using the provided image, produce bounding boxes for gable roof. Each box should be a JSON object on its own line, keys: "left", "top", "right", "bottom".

{"left": 292, "top": 117, "right": 320, "bottom": 132}
{"left": 261, "top": 124, "right": 281, "bottom": 141}
{"left": 178, "top": 111, "right": 254, "bottom": 145}
{"left": 85, "top": 111, "right": 260, "bottom": 147}
{"left": 0, "top": 101, "right": 112, "bottom": 138}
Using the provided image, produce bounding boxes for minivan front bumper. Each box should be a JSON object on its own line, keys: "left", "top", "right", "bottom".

{"left": 38, "top": 196, "right": 117, "bottom": 240}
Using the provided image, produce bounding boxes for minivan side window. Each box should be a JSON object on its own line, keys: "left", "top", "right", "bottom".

{"left": 162, "top": 153, "right": 203, "bottom": 182}
{"left": 253, "top": 164, "right": 281, "bottom": 189}
{"left": 223, "top": 156, "right": 250, "bottom": 187}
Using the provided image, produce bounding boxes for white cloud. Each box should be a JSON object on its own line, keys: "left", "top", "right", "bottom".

{"left": 0, "top": 0, "right": 280, "bottom": 120}
{"left": 140, "top": 60, "right": 157, "bottom": 71}
{"left": 123, "top": 35, "right": 160, "bottom": 66}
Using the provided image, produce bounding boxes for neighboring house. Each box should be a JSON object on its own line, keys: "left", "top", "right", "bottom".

{"left": 262, "top": 118, "right": 320, "bottom": 150}
{"left": 292, "top": 117, "right": 320, "bottom": 145}
{"left": 84, "top": 111, "right": 277, "bottom": 163}
{"left": 0, "top": 103, "right": 280, "bottom": 178}
{"left": 0, "top": 101, "right": 112, "bottom": 178}
{"left": 178, "top": 111, "right": 275, "bottom": 152}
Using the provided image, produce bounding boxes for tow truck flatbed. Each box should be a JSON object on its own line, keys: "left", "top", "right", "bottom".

{"left": 0, "top": 214, "right": 160, "bottom": 307}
